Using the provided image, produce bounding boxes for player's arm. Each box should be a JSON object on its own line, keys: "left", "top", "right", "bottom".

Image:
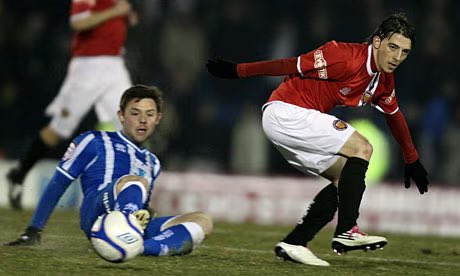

{"left": 206, "top": 57, "right": 298, "bottom": 79}
{"left": 207, "top": 41, "right": 346, "bottom": 79}
{"left": 384, "top": 110, "right": 418, "bottom": 163}
{"left": 32, "top": 172, "right": 73, "bottom": 229}
{"left": 70, "top": 0, "right": 132, "bottom": 31}
{"left": 4, "top": 169, "right": 73, "bottom": 246}
{"left": 384, "top": 110, "right": 429, "bottom": 194}
{"left": 6, "top": 133, "right": 98, "bottom": 246}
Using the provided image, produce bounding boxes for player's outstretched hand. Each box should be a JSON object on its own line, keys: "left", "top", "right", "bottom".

{"left": 404, "top": 159, "right": 429, "bottom": 194}
{"left": 5, "top": 227, "right": 41, "bottom": 246}
{"left": 206, "top": 57, "right": 239, "bottom": 79}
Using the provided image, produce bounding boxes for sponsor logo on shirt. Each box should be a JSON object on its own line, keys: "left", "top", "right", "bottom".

{"left": 313, "top": 50, "right": 328, "bottom": 79}
{"left": 115, "top": 143, "right": 127, "bottom": 153}
{"left": 339, "top": 87, "right": 351, "bottom": 95}
{"left": 333, "top": 119, "right": 348, "bottom": 131}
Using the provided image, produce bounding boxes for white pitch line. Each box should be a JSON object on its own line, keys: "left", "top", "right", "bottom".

{"left": 200, "top": 245, "right": 460, "bottom": 268}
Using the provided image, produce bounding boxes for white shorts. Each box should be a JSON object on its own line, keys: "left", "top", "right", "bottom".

{"left": 262, "top": 101, "right": 355, "bottom": 175}
{"left": 45, "top": 56, "right": 132, "bottom": 138}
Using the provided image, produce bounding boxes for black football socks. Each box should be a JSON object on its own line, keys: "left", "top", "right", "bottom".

{"left": 335, "top": 157, "right": 369, "bottom": 235}
{"left": 10, "top": 134, "right": 51, "bottom": 184}
{"left": 282, "top": 183, "right": 338, "bottom": 246}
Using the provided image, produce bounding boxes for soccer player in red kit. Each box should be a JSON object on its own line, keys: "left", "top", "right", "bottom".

{"left": 207, "top": 13, "right": 429, "bottom": 266}
{"left": 7, "top": 0, "right": 137, "bottom": 210}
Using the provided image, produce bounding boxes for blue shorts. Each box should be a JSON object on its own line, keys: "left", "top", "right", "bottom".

{"left": 79, "top": 179, "right": 174, "bottom": 238}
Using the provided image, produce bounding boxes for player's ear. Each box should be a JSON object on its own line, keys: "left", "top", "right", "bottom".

{"left": 117, "top": 110, "right": 125, "bottom": 123}
{"left": 372, "top": 36, "right": 381, "bottom": 49}
{"left": 155, "top": 112, "right": 163, "bottom": 125}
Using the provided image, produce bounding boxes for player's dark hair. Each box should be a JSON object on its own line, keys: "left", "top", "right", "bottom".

{"left": 120, "top": 85, "right": 164, "bottom": 113}
{"left": 367, "top": 13, "right": 416, "bottom": 47}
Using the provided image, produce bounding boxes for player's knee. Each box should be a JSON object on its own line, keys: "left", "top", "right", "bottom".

{"left": 360, "top": 141, "right": 373, "bottom": 159}
{"left": 351, "top": 139, "right": 373, "bottom": 160}
{"left": 188, "top": 212, "right": 213, "bottom": 236}
{"left": 116, "top": 175, "right": 149, "bottom": 193}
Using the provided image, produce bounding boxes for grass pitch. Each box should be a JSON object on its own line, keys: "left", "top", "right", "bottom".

{"left": 1, "top": 208, "right": 459, "bottom": 275}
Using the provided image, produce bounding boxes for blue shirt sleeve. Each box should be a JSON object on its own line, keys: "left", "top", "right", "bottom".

{"left": 29, "top": 170, "right": 73, "bottom": 230}
{"left": 58, "top": 131, "right": 98, "bottom": 180}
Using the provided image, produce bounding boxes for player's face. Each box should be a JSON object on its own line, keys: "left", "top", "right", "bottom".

{"left": 118, "top": 98, "right": 162, "bottom": 144}
{"left": 373, "top": 33, "right": 412, "bottom": 73}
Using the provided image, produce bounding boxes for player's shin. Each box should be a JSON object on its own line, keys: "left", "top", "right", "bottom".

{"left": 335, "top": 157, "right": 368, "bottom": 235}
{"left": 116, "top": 181, "right": 146, "bottom": 214}
{"left": 282, "top": 183, "right": 337, "bottom": 246}
{"left": 142, "top": 222, "right": 205, "bottom": 256}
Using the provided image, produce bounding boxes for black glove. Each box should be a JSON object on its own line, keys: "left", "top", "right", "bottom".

{"left": 404, "top": 159, "right": 429, "bottom": 194}
{"left": 5, "top": 226, "right": 41, "bottom": 246}
{"left": 206, "top": 57, "right": 239, "bottom": 79}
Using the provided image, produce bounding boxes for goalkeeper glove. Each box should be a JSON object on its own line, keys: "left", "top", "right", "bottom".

{"left": 206, "top": 57, "right": 239, "bottom": 79}
{"left": 404, "top": 159, "right": 429, "bottom": 194}
{"left": 5, "top": 226, "right": 41, "bottom": 246}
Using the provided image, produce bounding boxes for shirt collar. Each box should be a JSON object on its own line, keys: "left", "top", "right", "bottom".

{"left": 366, "top": 44, "right": 379, "bottom": 76}
{"left": 116, "top": 131, "right": 146, "bottom": 153}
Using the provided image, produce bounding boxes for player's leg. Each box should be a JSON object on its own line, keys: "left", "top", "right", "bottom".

{"left": 7, "top": 58, "right": 106, "bottom": 210}
{"left": 6, "top": 67, "right": 85, "bottom": 209}
{"left": 142, "top": 212, "right": 213, "bottom": 256}
{"left": 273, "top": 160, "right": 345, "bottom": 267}
{"left": 6, "top": 126, "right": 62, "bottom": 210}
{"left": 334, "top": 131, "right": 372, "bottom": 234}
{"left": 79, "top": 175, "right": 149, "bottom": 237}
{"left": 280, "top": 157, "right": 345, "bottom": 247}
{"left": 94, "top": 57, "right": 131, "bottom": 131}
{"left": 262, "top": 102, "right": 355, "bottom": 266}
{"left": 332, "top": 132, "right": 387, "bottom": 254}
{"left": 113, "top": 175, "right": 151, "bottom": 229}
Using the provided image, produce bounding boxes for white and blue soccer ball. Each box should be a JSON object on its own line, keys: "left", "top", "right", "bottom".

{"left": 90, "top": 211, "right": 144, "bottom": 262}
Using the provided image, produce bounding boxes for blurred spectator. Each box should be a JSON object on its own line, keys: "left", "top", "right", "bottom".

{"left": 420, "top": 78, "right": 457, "bottom": 181}
{"left": 231, "top": 103, "right": 268, "bottom": 174}
{"left": 439, "top": 81, "right": 460, "bottom": 184}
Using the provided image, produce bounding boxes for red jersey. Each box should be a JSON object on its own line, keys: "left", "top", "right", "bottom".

{"left": 70, "top": 0, "right": 126, "bottom": 56}
{"left": 236, "top": 41, "right": 418, "bottom": 163}
{"left": 267, "top": 41, "right": 398, "bottom": 115}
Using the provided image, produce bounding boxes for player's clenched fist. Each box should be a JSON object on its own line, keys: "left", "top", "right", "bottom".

{"left": 206, "top": 57, "right": 239, "bottom": 79}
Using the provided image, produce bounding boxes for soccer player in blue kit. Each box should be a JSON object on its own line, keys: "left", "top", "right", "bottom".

{"left": 6, "top": 85, "right": 213, "bottom": 257}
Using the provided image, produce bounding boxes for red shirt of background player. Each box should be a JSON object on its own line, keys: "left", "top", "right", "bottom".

{"left": 70, "top": 0, "right": 126, "bottom": 56}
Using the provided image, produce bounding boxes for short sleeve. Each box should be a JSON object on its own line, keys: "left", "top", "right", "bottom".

{"left": 70, "top": 0, "right": 95, "bottom": 21}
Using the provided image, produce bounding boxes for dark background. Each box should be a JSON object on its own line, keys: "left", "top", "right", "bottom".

{"left": 0, "top": 0, "right": 458, "bottom": 184}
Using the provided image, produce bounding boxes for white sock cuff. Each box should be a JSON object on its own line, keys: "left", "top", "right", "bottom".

{"left": 181, "top": 222, "right": 205, "bottom": 249}
{"left": 119, "top": 181, "right": 147, "bottom": 204}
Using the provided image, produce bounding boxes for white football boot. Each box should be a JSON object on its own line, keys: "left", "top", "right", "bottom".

{"left": 132, "top": 209, "right": 150, "bottom": 230}
{"left": 275, "top": 242, "right": 330, "bottom": 266}
{"left": 332, "top": 226, "right": 387, "bottom": 255}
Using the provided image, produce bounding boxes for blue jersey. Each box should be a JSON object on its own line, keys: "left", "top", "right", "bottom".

{"left": 29, "top": 130, "right": 161, "bottom": 234}
{"left": 57, "top": 130, "right": 160, "bottom": 200}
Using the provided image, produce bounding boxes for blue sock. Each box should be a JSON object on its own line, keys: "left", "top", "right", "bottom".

{"left": 116, "top": 183, "right": 143, "bottom": 214}
{"left": 143, "top": 224, "right": 193, "bottom": 256}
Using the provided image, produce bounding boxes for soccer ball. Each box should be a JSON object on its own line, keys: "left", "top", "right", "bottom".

{"left": 90, "top": 211, "right": 144, "bottom": 262}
